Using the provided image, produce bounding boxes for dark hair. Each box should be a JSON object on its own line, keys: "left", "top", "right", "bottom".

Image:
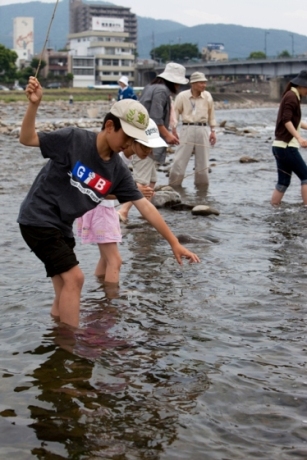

{"left": 150, "top": 76, "right": 178, "bottom": 94}
{"left": 282, "top": 81, "right": 297, "bottom": 97}
{"left": 102, "top": 112, "right": 122, "bottom": 131}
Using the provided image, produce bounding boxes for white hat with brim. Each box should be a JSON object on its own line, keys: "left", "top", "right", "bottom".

{"left": 136, "top": 118, "right": 168, "bottom": 148}
{"left": 157, "top": 62, "right": 189, "bottom": 85}
{"left": 189, "top": 72, "right": 208, "bottom": 83}
{"left": 118, "top": 75, "right": 129, "bottom": 86}
{"left": 110, "top": 99, "right": 149, "bottom": 143}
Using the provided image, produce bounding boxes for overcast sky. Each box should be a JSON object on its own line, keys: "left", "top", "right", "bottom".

{"left": 1, "top": 0, "right": 307, "bottom": 37}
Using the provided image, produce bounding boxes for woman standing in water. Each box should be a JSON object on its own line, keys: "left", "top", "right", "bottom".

{"left": 271, "top": 70, "right": 307, "bottom": 205}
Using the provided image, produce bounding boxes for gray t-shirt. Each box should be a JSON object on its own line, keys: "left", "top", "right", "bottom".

{"left": 18, "top": 127, "right": 142, "bottom": 237}
{"left": 139, "top": 84, "right": 171, "bottom": 129}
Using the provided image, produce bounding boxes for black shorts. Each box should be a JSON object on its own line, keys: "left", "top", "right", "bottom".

{"left": 19, "top": 224, "right": 79, "bottom": 278}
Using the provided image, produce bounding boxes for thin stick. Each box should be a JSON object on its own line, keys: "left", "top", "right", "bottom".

{"left": 34, "top": 0, "right": 60, "bottom": 78}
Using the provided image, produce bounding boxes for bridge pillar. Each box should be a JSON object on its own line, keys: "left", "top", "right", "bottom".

{"left": 269, "top": 77, "right": 288, "bottom": 100}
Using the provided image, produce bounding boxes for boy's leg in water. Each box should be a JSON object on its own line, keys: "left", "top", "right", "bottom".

{"left": 51, "top": 266, "right": 84, "bottom": 328}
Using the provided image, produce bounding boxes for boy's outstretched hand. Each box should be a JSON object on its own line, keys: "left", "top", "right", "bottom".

{"left": 172, "top": 242, "right": 200, "bottom": 265}
{"left": 25, "top": 76, "right": 43, "bottom": 104}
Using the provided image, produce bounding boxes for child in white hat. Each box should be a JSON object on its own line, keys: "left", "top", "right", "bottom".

{"left": 77, "top": 118, "right": 167, "bottom": 286}
{"left": 117, "top": 75, "right": 137, "bottom": 101}
{"left": 117, "top": 118, "right": 168, "bottom": 223}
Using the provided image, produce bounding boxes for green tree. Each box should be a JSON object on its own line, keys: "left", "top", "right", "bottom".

{"left": 65, "top": 72, "right": 74, "bottom": 87}
{"left": 0, "top": 44, "right": 18, "bottom": 82}
{"left": 278, "top": 50, "right": 291, "bottom": 58}
{"left": 150, "top": 43, "right": 200, "bottom": 63}
{"left": 248, "top": 51, "right": 266, "bottom": 59}
{"left": 30, "top": 57, "right": 46, "bottom": 76}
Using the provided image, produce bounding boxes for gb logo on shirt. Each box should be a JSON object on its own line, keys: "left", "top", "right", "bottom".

{"left": 72, "top": 161, "right": 112, "bottom": 194}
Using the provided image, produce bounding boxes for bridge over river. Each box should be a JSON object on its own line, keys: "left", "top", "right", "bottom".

{"left": 136, "top": 57, "right": 307, "bottom": 99}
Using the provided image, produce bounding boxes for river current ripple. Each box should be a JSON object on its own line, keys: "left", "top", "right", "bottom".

{"left": 1, "top": 105, "right": 307, "bottom": 459}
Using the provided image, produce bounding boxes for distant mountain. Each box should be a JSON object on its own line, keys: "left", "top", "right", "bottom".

{"left": 1, "top": 0, "right": 307, "bottom": 59}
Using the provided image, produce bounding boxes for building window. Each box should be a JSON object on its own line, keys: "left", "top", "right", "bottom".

{"left": 74, "top": 68, "right": 94, "bottom": 75}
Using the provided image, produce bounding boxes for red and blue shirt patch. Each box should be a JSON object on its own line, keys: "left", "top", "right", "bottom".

{"left": 72, "top": 161, "right": 112, "bottom": 195}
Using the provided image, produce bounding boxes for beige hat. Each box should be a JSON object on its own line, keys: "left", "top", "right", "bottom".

{"left": 118, "top": 75, "right": 129, "bottom": 86}
{"left": 136, "top": 118, "right": 168, "bottom": 148}
{"left": 157, "top": 62, "right": 189, "bottom": 85}
{"left": 189, "top": 72, "right": 208, "bottom": 83}
{"left": 110, "top": 99, "right": 149, "bottom": 142}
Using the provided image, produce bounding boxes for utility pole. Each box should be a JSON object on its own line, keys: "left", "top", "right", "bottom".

{"left": 290, "top": 33, "right": 294, "bottom": 57}
{"left": 169, "top": 40, "right": 173, "bottom": 62}
{"left": 264, "top": 31, "right": 270, "bottom": 57}
{"left": 152, "top": 31, "right": 155, "bottom": 62}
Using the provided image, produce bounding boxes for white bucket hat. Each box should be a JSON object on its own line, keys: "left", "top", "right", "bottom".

{"left": 136, "top": 118, "right": 168, "bottom": 148}
{"left": 110, "top": 99, "right": 149, "bottom": 142}
{"left": 157, "top": 62, "right": 189, "bottom": 85}
{"left": 118, "top": 75, "right": 129, "bottom": 86}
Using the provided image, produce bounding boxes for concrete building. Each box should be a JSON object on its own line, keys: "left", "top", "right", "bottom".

{"left": 38, "top": 49, "right": 69, "bottom": 80}
{"left": 68, "top": 26, "right": 136, "bottom": 88}
{"left": 13, "top": 17, "right": 34, "bottom": 68}
{"left": 69, "top": 0, "right": 137, "bottom": 45}
{"left": 202, "top": 43, "right": 228, "bottom": 62}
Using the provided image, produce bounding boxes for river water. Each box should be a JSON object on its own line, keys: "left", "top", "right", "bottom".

{"left": 1, "top": 104, "right": 307, "bottom": 459}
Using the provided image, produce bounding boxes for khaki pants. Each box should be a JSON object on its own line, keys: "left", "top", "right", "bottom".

{"left": 169, "top": 125, "right": 210, "bottom": 186}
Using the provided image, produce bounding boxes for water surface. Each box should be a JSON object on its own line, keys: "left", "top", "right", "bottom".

{"left": 1, "top": 105, "right": 307, "bottom": 459}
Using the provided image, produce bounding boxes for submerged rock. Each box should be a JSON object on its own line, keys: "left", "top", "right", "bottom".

{"left": 239, "top": 156, "right": 259, "bottom": 163}
{"left": 169, "top": 203, "right": 194, "bottom": 211}
{"left": 191, "top": 205, "right": 220, "bottom": 216}
{"left": 151, "top": 190, "right": 181, "bottom": 208}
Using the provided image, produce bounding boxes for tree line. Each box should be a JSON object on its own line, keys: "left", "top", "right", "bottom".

{"left": 0, "top": 44, "right": 73, "bottom": 87}
{"left": 0, "top": 42, "right": 294, "bottom": 86}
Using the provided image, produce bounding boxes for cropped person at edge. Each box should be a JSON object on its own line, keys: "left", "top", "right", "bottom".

{"left": 271, "top": 70, "right": 307, "bottom": 205}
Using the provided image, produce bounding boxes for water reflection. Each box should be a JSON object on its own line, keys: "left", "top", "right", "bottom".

{"left": 15, "top": 301, "right": 210, "bottom": 458}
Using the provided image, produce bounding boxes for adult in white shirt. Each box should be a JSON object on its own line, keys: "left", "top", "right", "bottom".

{"left": 169, "top": 72, "right": 217, "bottom": 187}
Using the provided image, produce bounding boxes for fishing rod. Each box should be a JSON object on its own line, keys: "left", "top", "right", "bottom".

{"left": 34, "top": 0, "right": 60, "bottom": 78}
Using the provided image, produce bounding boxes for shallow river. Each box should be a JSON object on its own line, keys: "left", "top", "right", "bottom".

{"left": 1, "top": 105, "right": 307, "bottom": 459}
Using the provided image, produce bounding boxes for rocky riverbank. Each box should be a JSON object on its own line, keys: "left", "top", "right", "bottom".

{"left": 0, "top": 97, "right": 279, "bottom": 136}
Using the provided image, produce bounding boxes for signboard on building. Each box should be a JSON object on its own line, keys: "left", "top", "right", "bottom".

{"left": 13, "top": 17, "right": 34, "bottom": 56}
{"left": 92, "top": 17, "right": 124, "bottom": 32}
{"left": 207, "top": 43, "right": 225, "bottom": 51}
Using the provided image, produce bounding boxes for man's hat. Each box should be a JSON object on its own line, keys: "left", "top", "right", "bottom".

{"left": 110, "top": 99, "right": 149, "bottom": 142}
{"left": 189, "top": 72, "right": 208, "bottom": 83}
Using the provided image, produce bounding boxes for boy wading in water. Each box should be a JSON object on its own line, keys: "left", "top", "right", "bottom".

{"left": 18, "top": 77, "right": 200, "bottom": 329}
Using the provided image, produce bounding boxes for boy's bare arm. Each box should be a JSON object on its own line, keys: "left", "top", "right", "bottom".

{"left": 132, "top": 198, "right": 200, "bottom": 265}
{"left": 19, "top": 77, "right": 42, "bottom": 147}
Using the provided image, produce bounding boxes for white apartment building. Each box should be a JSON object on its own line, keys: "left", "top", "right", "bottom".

{"left": 68, "top": 17, "right": 136, "bottom": 88}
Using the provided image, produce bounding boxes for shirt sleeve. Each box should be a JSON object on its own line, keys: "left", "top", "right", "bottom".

{"left": 38, "top": 128, "right": 73, "bottom": 165}
{"left": 113, "top": 162, "right": 143, "bottom": 203}
{"left": 281, "top": 93, "right": 297, "bottom": 124}
{"left": 149, "top": 87, "right": 169, "bottom": 126}
{"left": 207, "top": 93, "right": 217, "bottom": 127}
{"left": 174, "top": 93, "right": 183, "bottom": 122}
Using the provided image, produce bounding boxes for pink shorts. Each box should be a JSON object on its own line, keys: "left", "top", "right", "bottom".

{"left": 77, "top": 206, "right": 122, "bottom": 244}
